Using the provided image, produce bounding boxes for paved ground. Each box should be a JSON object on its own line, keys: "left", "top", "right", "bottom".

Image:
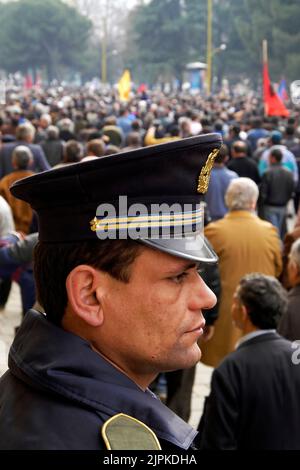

{"left": 0, "top": 282, "right": 213, "bottom": 428}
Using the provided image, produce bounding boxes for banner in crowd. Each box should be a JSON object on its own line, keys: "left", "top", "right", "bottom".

{"left": 118, "top": 70, "right": 131, "bottom": 102}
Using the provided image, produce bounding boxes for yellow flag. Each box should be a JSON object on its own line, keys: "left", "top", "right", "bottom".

{"left": 118, "top": 69, "right": 131, "bottom": 101}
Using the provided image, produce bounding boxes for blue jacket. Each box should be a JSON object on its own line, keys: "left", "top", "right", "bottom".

{"left": 205, "top": 166, "right": 238, "bottom": 221}
{"left": 0, "top": 141, "right": 50, "bottom": 178}
{"left": 0, "top": 310, "right": 198, "bottom": 450}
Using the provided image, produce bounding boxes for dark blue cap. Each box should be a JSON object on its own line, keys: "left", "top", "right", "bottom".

{"left": 11, "top": 133, "right": 222, "bottom": 263}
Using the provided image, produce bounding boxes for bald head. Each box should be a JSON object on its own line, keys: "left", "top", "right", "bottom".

{"left": 232, "top": 141, "right": 247, "bottom": 158}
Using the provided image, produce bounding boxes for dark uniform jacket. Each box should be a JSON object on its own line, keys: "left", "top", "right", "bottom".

{"left": 198, "top": 332, "right": 300, "bottom": 450}
{"left": 0, "top": 310, "right": 198, "bottom": 450}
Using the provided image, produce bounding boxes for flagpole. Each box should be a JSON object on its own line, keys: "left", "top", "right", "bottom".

{"left": 262, "top": 39, "right": 268, "bottom": 65}
{"left": 262, "top": 40, "right": 268, "bottom": 116}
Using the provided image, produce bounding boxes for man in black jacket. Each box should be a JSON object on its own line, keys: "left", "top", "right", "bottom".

{"left": 198, "top": 273, "right": 300, "bottom": 450}
{"left": 227, "top": 141, "right": 260, "bottom": 184}
{"left": 260, "top": 148, "right": 295, "bottom": 238}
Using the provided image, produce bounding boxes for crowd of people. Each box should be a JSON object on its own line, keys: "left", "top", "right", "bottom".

{"left": 0, "top": 84, "right": 300, "bottom": 449}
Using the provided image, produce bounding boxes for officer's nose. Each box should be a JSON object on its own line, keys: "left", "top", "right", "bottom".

{"left": 189, "top": 273, "right": 217, "bottom": 312}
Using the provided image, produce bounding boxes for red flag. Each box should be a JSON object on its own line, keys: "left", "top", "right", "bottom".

{"left": 263, "top": 64, "right": 289, "bottom": 117}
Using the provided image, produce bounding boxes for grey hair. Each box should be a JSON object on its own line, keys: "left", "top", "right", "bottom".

{"left": 16, "top": 122, "right": 36, "bottom": 141}
{"left": 46, "top": 125, "right": 59, "bottom": 140}
{"left": 12, "top": 145, "right": 33, "bottom": 170}
{"left": 58, "top": 118, "right": 74, "bottom": 133}
{"left": 225, "top": 177, "right": 259, "bottom": 211}
{"left": 40, "top": 113, "right": 52, "bottom": 126}
{"left": 290, "top": 239, "right": 300, "bottom": 269}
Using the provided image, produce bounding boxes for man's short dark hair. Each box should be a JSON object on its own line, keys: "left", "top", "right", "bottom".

{"left": 34, "top": 240, "right": 142, "bottom": 326}
{"left": 86, "top": 139, "right": 105, "bottom": 157}
{"left": 237, "top": 273, "right": 288, "bottom": 329}
{"left": 285, "top": 125, "right": 295, "bottom": 137}
{"left": 64, "top": 140, "right": 83, "bottom": 163}
{"left": 230, "top": 125, "right": 241, "bottom": 136}
{"left": 270, "top": 148, "right": 283, "bottom": 163}
{"left": 252, "top": 118, "right": 262, "bottom": 129}
{"left": 126, "top": 132, "right": 141, "bottom": 147}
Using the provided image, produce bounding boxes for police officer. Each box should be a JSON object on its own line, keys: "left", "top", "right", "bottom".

{"left": 0, "top": 134, "right": 222, "bottom": 450}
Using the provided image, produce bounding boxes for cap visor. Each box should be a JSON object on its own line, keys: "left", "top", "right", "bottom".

{"left": 140, "top": 234, "right": 218, "bottom": 264}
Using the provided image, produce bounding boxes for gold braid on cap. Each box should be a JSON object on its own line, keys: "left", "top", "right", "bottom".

{"left": 197, "top": 148, "right": 220, "bottom": 194}
{"left": 90, "top": 217, "right": 99, "bottom": 232}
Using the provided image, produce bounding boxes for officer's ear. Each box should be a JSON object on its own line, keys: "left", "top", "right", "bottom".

{"left": 65, "top": 265, "right": 105, "bottom": 327}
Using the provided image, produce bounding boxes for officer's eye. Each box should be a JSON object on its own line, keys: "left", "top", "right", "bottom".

{"left": 170, "top": 272, "right": 189, "bottom": 284}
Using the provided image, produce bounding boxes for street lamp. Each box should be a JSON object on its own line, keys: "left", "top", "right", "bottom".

{"left": 206, "top": 42, "right": 227, "bottom": 94}
{"left": 216, "top": 43, "right": 227, "bottom": 53}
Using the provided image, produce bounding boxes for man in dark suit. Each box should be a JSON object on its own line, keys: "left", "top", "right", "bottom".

{"left": 198, "top": 273, "right": 300, "bottom": 450}
{"left": 227, "top": 140, "right": 260, "bottom": 184}
{"left": 0, "top": 122, "right": 50, "bottom": 178}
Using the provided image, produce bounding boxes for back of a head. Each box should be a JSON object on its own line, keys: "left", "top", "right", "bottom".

{"left": 237, "top": 273, "right": 288, "bottom": 329}
{"left": 230, "top": 125, "right": 241, "bottom": 137}
{"left": 214, "top": 121, "right": 223, "bottom": 132}
{"left": 126, "top": 132, "right": 141, "bottom": 148}
{"left": 64, "top": 140, "right": 83, "bottom": 163}
{"left": 232, "top": 140, "right": 247, "bottom": 156}
{"left": 131, "top": 119, "right": 142, "bottom": 132}
{"left": 16, "top": 122, "right": 35, "bottom": 142}
{"left": 119, "top": 107, "right": 128, "bottom": 117}
{"left": 270, "top": 130, "right": 282, "bottom": 145}
{"left": 285, "top": 125, "right": 295, "bottom": 137}
{"left": 87, "top": 139, "right": 105, "bottom": 158}
{"left": 252, "top": 117, "right": 262, "bottom": 129}
{"left": 270, "top": 148, "right": 283, "bottom": 163}
{"left": 46, "top": 125, "right": 60, "bottom": 141}
{"left": 225, "top": 177, "right": 259, "bottom": 211}
{"left": 59, "top": 118, "right": 74, "bottom": 133}
{"left": 40, "top": 113, "right": 52, "bottom": 128}
{"left": 104, "top": 116, "right": 117, "bottom": 126}
{"left": 12, "top": 145, "right": 33, "bottom": 170}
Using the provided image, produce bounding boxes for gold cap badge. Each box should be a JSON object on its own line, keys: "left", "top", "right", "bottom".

{"left": 197, "top": 148, "right": 220, "bottom": 194}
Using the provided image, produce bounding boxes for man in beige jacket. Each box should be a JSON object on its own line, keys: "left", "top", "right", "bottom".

{"left": 201, "top": 177, "right": 282, "bottom": 367}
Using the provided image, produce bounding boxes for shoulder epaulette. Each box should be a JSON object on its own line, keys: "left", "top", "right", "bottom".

{"left": 101, "top": 413, "right": 161, "bottom": 450}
